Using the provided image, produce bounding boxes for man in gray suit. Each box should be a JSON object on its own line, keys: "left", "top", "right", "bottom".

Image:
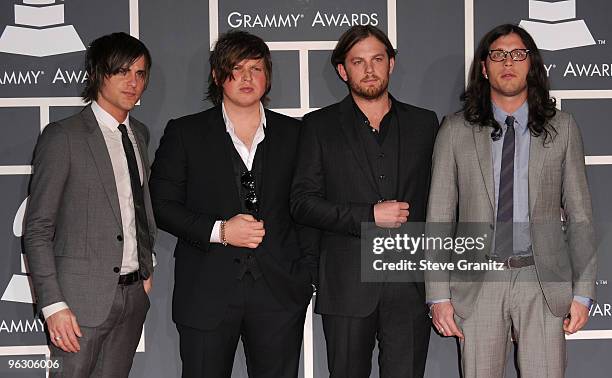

{"left": 24, "top": 32, "right": 155, "bottom": 377}
{"left": 426, "top": 24, "right": 596, "bottom": 377}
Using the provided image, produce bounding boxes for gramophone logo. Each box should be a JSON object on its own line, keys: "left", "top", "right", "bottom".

{"left": 0, "top": 0, "right": 86, "bottom": 57}
{"left": 1, "top": 197, "right": 35, "bottom": 304}
{"left": 519, "top": 0, "right": 596, "bottom": 51}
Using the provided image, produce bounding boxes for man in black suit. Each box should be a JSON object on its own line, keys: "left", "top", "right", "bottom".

{"left": 291, "top": 25, "right": 438, "bottom": 377}
{"left": 149, "top": 31, "right": 315, "bottom": 377}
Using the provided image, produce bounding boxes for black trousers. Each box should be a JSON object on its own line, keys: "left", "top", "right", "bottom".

{"left": 177, "top": 273, "right": 307, "bottom": 378}
{"left": 322, "top": 283, "right": 431, "bottom": 378}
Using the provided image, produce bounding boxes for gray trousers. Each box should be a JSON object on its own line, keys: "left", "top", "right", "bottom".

{"left": 50, "top": 280, "right": 150, "bottom": 378}
{"left": 454, "top": 265, "right": 566, "bottom": 378}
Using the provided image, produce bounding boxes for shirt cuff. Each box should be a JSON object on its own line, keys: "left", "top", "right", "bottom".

{"left": 152, "top": 251, "right": 157, "bottom": 268}
{"left": 210, "top": 220, "right": 222, "bottom": 243}
{"left": 427, "top": 298, "right": 450, "bottom": 307}
{"left": 573, "top": 295, "right": 593, "bottom": 309}
{"left": 42, "top": 302, "right": 69, "bottom": 320}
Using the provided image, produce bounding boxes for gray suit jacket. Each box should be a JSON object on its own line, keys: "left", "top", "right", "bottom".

{"left": 425, "top": 110, "right": 596, "bottom": 318}
{"left": 24, "top": 105, "right": 156, "bottom": 327}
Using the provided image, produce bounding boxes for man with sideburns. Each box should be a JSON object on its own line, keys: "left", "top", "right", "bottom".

{"left": 24, "top": 32, "right": 156, "bottom": 377}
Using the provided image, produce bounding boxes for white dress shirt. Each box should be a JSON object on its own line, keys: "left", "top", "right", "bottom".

{"left": 42, "top": 101, "right": 144, "bottom": 319}
{"left": 209, "top": 102, "right": 266, "bottom": 243}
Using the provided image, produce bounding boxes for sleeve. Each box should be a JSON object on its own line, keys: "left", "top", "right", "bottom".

{"left": 424, "top": 116, "right": 458, "bottom": 302}
{"left": 562, "top": 114, "right": 596, "bottom": 300}
{"left": 23, "top": 123, "right": 70, "bottom": 310}
{"left": 290, "top": 114, "right": 373, "bottom": 237}
{"left": 149, "top": 120, "right": 218, "bottom": 251}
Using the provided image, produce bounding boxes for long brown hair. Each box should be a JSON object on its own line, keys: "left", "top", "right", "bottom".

{"left": 461, "top": 24, "right": 557, "bottom": 142}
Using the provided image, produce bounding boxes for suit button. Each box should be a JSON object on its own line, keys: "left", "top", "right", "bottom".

{"left": 489, "top": 224, "right": 494, "bottom": 230}
{"left": 113, "top": 267, "right": 120, "bottom": 273}
{"left": 117, "top": 235, "right": 123, "bottom": 241}
{"left": 379, "top": 174, "right": 385, "bottom": 180}
{"left": 233, "top": 258, "right": 240, "bottom": 263}
{"left": 379, "top": 153, "right": 385, "bottom": 158}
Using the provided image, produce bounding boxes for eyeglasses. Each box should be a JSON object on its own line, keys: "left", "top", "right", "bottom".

{"left": 488, "top": 49, "right": 530, "bottom": 62}
{"left": 241, "top": 171, "right": 259, "bottom": 213}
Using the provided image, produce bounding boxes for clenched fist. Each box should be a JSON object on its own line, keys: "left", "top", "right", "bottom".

{"left": 225, "top": 214, "right": 265, "bottom": 248}
{"left": 374, "top": 200, "right": 409, "bottom": 228}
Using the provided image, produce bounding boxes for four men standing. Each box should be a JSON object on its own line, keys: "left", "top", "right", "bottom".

{"left": 22, "top": 22, "right": 596, "bottom": 378}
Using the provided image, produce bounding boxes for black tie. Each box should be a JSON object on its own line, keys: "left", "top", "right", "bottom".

{"left": 495, "top": 116, "right": 515, "bottom": 257}
{"left": 118, "top": 124, "right": 151, "bottom": 278}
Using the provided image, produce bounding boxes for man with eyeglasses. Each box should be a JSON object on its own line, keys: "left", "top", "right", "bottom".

{"left": 149, "top": 31, "right": 316, "bottom": 377}
{"left": 426, "top": 24, "right": 596, "bottom": 377}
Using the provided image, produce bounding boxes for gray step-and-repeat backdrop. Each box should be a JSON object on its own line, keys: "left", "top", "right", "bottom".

{"left": 1, "top": 1, "right": 611, "bottom": 377}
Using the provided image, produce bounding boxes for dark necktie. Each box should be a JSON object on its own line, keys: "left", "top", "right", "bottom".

{"left": 118, "top": 124, "right": 151, "bottom": 278}
{"left": 495, "top": 115, "right": 515, "bottom": 257}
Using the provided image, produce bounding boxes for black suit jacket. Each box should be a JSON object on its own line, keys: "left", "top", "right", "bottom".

{"left": 291, "top": 95, "right": 439, "bottom": 317}
{"left": 149, "top": 106, "right": 315, "bottom": 331}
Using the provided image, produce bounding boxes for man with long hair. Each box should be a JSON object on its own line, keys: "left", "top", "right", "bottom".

{"left": 426, "top": 24, "right": 596, "bottom": 377}
{"left": 149, "top": 30, "right": 316, "bottom": 377}
{"left": 24, "top": 32, "right": 156, "bottom": 377}
{"left": 291, "top": 25, "right": 438, "bottom": 377}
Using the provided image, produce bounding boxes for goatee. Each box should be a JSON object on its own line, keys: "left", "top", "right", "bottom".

{"left": 348, "top": 75, "right": 389, "bottom": 100}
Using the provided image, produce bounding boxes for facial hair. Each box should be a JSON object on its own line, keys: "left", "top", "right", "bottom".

{"left": 347, "top": 74, "right": 389, "bottom": 100}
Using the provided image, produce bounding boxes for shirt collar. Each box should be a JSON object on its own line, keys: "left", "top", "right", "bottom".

{"left": 221, "top": 102, "right": 267, "bottom": 134}
{"left": 351, "top": 95, "right": 396, "bottom": 125}
{"left": 91, "top": 100, "right": 130, "bottom": 132}
{"left": 492, "top": 100, "right": 528, "bottom": 134}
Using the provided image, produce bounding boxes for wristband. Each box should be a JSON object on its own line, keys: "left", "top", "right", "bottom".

{"left": 220, "top": 220, "right": 228, "bottom": 246}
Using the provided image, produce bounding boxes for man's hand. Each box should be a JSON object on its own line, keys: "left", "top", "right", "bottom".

{"left": 431, "top": 301, "right": 464, "bottom": 339}
{"left": 374, "top": 200, "right": 409, "bottom": 228}
{"left": 563, "top": 300, "right": 590, "bottom": 335}
{"left": 143, "top": 276, "right": 152, "bottom": 294}
{"left": 225, "top": 214, "right": 265, "bottom": 248}
{"left": 47, "top": 308, "right": 82, "bottom": 353}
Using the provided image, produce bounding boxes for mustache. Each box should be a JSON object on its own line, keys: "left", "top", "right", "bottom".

{"left": 360, "top": 75, "right": 381, "bottom": 82}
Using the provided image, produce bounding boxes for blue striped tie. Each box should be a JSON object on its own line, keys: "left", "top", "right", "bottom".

{"left": 495, "top": 116, "right": 515, "bottom": 258}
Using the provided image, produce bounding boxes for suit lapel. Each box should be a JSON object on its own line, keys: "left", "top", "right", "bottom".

{"left": 82, "top": 106, "right": 122, "bottom": 227}
{"left": 528, "top": 133, "right": 548, "bottom": 214}
{"left": 337, "top": 96, "right": 379, "bottom": 195}
{"left": 394, "top": 100, "right": 414, "bottom": 197}
{"left": 259, "top": 110, "right": 275, "bottom": 219}
{"left": 473, "top": 124, "right": 495, "bottom": 211}
{"left": 208, "top": 108, "right": 242, "bottom": 215}
{"left": 130, "top": 118, "right": 149, "bottom": 183}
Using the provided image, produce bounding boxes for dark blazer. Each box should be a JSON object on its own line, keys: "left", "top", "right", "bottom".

{"left": 24, "top": 105, "right": 156, "bottom": 327}
{"left": 149, "top": 106, "right": 315, "bottom": 331}
{"left": 291, "top": 95, "right": 439, "bottom": 317}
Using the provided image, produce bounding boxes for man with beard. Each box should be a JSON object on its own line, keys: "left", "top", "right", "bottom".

{"left": 291, "top": 25, "right": 439, "bottom": 377}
